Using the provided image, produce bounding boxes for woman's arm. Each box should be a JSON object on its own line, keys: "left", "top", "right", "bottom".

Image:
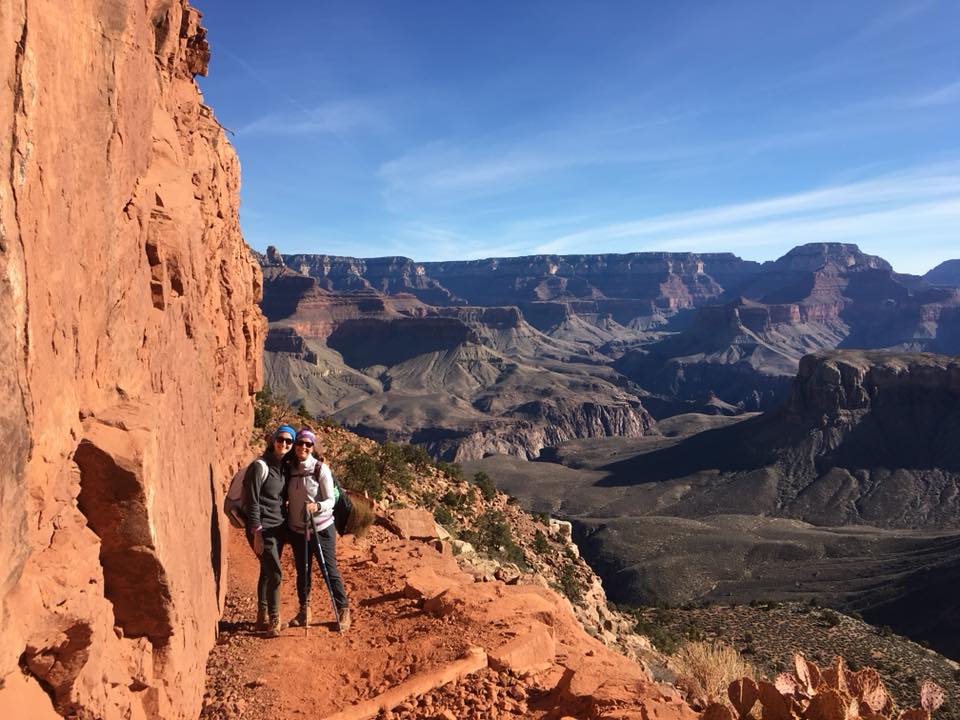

{"left": 316, "top": 463, "right": 336, "bottom": 513}
{"left": 244, "top": 460, "right": 266, "bottom": 531}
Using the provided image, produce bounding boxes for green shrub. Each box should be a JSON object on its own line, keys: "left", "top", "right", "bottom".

{"left": 317, "top": 416, "right": 340, "bottom": 429}
{"left": 475, "top": 509, "right": 526, "bottom": 567}
{"left": 535, "top": 512, "right": 550, "bottom": 525}
{"left": 296, "top": 405, "right": 313, "bottom": 420}
{"left": 821, "top": 610, "right": 842, "bottom": 627}
{"left": 533, "top": 529, "right": 550, "bottom": 555}
{"left": 477, "top": 509, "right": 512, "bottom": 550}
{"left": 253, "top": 404, "right": 273, "bottom": 429}
{"left": 473, "top": 471, "right": 496, "bottom": 501}
{"left": 341, "top": 450, "right": 383, "bottom": 499}
{"left": 400, "top": 443, "right": 433, "bottom": 470}
{"left": 378, "top": 443, "right": 413, "bottom": 490}
{"left": 558, "top": 563, "right": 582, "bottom": 603}
{"left": 435, "top": 461, "right": 463, "bottom": 480}
{"left": 441, "top": 490, "right": 469, "bottom": 510}
{"left": 633, "top": 618, "right": 680, "bottom": 655}
{"left": 433, "top": 504, "right": 454, "bottom": 527}
{"left": 458, "top": 528, "right": 478, "bottom": 547}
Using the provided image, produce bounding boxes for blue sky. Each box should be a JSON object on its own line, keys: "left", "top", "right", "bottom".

{"left": 195, "top": 1, "right": 959, "bottom": 275}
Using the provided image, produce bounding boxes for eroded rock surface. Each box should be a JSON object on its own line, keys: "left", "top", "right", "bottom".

{"left": 0, "top": 3, "right": 262, "bottom": 717}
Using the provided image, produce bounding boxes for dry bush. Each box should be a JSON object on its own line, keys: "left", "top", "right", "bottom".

{"left": 344, "top": 492, "right": 376, "bottom": 539}
{"left": 675, "top": 640, "right": 755, "bottom": 707}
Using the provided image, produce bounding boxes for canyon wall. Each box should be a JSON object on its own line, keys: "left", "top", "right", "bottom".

{"left": 0, "top": 2, "right": 263, "bottom": 718}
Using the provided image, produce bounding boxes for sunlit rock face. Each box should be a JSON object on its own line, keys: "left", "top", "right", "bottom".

{"left": 0, "top": 2, "right": 263, "bottom": 717}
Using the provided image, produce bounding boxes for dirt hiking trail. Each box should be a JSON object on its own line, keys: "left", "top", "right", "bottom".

{"left": 200, "top": 525, "right": 694, "bottom": 720}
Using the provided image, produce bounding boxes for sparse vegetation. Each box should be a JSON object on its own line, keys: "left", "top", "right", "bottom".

{"left": 633, "top": 616, "right": 681, "bottom": 655}
{"left": 378, "top": 443, "right": 413, "bottom": 490}
{"left": 533, "top": 529, "right": 550, "bottom": 555}
{"left": 674, "top": 640, "right": 755, "bottom": 704}
{"left": 473, "top": 471, "right": 496, "bottom": 500}
{"left": 296, "top": 404, "right": 312, "bottom": 420}
{"left": 820, "top": 609, "right": 842, "bottom": 627}
{"left": 399, "top": 443, "right": 433, "bottom": 471}
{"left": 341, "top": 450, "right": 384, "bottom": 499}
{"left": 253, "top": 386, "right": 275, "bottom": 428}
{"left": 437, "top": 461, "right": 463, "bottom": 480}
{"left": 433, "top": 504, "right": 454, "bottom": 527}
{"left": 440, "top": 489, "right": 471, "bottom": 512}
{"left": 557, "top": 562, "right": 582, "bottom": 603}
{"left": 472, "top": 509, "right": 526, "bottom": 567}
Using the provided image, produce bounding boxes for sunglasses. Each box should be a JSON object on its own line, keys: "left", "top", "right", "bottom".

{"left": 274, "top": 437, "right": 293, "bottom": 445}
{"left": 295, "top": 440, "right": 314, "bottom": 448}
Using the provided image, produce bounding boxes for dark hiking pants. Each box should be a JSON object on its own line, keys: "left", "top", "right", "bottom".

{"left": 255, "top": 525, "right": 286, "bottom": 619}
{"left": 289, "top": 523, "right": 349, "bottom": 611}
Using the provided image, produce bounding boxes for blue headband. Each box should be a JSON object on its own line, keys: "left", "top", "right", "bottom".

{"left": 274, "top": 425, "right": 297, "bottom": 443}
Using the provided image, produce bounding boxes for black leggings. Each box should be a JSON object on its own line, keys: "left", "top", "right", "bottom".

{"left": 289, "top": 523, "right": 348, "bottom": 611}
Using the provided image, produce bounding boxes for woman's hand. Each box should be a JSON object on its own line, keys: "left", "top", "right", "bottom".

{"left": 253, "top": 530, "right": 264, "bottom": 557}
{"left": 306, "top": 502, "right": 319, "bottom": 514}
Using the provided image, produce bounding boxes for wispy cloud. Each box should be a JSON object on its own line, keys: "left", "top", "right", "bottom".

{"left": 909, "top": 80, "right": 960, "bottom": 108}
{"left": 238, "top": 98, "right": 386, "bottom": 137}
{"left": 531, "top": 163, "right": 960, "bottom": 273}
{"left": 379, "top": 143, "right": 564, "bottom": 197}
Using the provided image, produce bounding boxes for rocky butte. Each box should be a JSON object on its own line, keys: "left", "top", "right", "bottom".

{"left": 468, "top": 350, "right": 960, "bottom": 658}
{"left": 0, "top": 2, "right": 263, "bottom": 718}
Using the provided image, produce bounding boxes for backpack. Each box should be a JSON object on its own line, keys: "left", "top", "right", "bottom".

{"left": 223, "top": 458, "right": 268, "bottom": 529}
{"left": 332, "top": 478, "right": 353, "bottom": 536}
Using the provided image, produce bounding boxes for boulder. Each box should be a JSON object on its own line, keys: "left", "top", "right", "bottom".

{"left": 488, "top": 625, "right": 556, "bottom": 675}
{"left": 382, "top": 508, "right": 440, "bottom": 540}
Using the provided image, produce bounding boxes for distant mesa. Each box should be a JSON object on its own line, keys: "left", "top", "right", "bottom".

{"left": 255, "top": 242, "right": 960, "bottom": 459}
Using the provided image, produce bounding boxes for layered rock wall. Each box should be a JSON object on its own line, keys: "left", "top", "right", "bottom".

{"left": 0, "top": 2, "right": 263, "bottom": 718}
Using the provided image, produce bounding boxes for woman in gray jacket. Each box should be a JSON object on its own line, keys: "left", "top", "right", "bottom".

{"left": 285, "top": 428, "right": 351, "bottom": 631}
{"left": 246, "top": 424, "right": 296, "bottom": 637}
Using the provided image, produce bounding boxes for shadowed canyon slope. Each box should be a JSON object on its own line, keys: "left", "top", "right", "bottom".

{"left": 0, "top": 3, "right": 263, "bottom": 718}
{"left": 925, "top": 259, "right": 960, "bottom": 288}
{"left": 260, "top": 244, "right": 960, "bottom": 458}
{"left": 467, "top": 350, "right": 960, "bottom": 659}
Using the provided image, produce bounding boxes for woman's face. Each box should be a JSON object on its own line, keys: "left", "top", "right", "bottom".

{"left": 294, "top": 437, "right": 313, "bottom": 460}
{"left": 272, "top": 434, "right": 293, "bottom": 458}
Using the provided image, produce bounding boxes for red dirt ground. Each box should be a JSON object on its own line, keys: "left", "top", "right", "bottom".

{"left": 200, "top": 525, "right": 694, "bottom": 720}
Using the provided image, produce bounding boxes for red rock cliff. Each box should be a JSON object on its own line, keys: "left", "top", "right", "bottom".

{"left": 0, "top": 2, "right": 263, "bottom": 717}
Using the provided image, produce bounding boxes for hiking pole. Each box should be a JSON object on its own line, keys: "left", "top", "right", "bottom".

{"left": 308, "top": 512, "right": 343, "bottom": 635}
{"left": 302, "top": 507, "right": 310, "bottom": 638}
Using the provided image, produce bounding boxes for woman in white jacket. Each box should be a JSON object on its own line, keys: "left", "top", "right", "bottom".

{"left": 285, "top": 428, "right": 351, "bottom": 630}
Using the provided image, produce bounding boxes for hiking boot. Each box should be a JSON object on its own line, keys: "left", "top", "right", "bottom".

{"left": 288, "top": 605, "right": 311, "bottom": 628}
{"left": 338, "top": 607, "right": 351, "bottom": 632}
{"left": 265, "top": 616, "right": 285, "bottom": 638}
{"left": 255, "top": 606, "right": 269, "bottom": 631}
